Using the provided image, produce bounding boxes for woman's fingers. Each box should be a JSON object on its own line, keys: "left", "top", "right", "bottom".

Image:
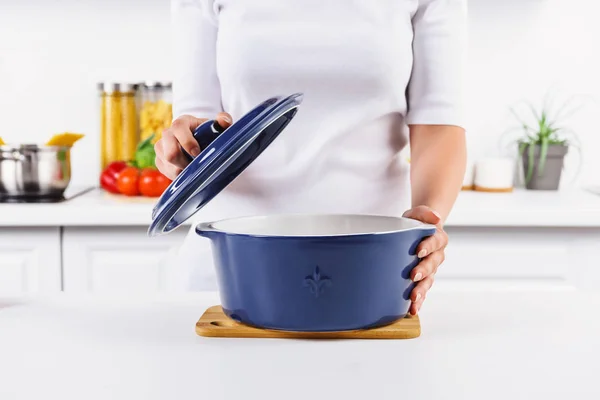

{"left": 415, "top": 229, "right": 448, "bottom": 258}
{"left": 409, "top": 248, "right": 443, "bottom": 315}
{"left": 155, "top": 143, "right": 182, "bottom": 180}
{"left": 403, "top": 206, "right": 441, "bottom": 225}
{"left": 159, "top": 128, "right": 191, "bottom": 170}
{"left": 403, "top": 205, "right": 446, "bottom": 257}
{"left": 215, "top": 112, "right": 233, "bottom": 129}
{"left": 410, "top": 275, "right": 434, "bottom": 315}
{"left": 402, "top": 206, "right": 448, "bottom": 315}
{"left": 155, "top": 112, "right": 234, "bottom": 176}
{"left": 409, "top": 296, "right": 425, "bottom": 316}
{"left": 411, "top": 275, "right": 435, "bottom": 301}
{"left": 412, "top": 248, "right": 445, "bottom": 282}
{"left": 155, "top": 113, "right": 225, "bottom": 173}
{"left": 169, "top": 116, "right": 208, "bottom": 161}
{"left": 171, "top": 112, "right": 232, "bottom": 157}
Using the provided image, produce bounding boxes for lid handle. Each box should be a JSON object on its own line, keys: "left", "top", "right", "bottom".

{"left": 181, "top": 119, "right": 226, "bottom": 162}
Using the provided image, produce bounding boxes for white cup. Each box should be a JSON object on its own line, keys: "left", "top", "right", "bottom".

{"left": 474, "top": 158, "right": 515, "bottom": 192}
{"left": 462, "top": 162, "right": 475, "bottom": 190}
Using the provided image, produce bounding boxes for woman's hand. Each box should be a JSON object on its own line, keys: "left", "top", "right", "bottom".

{"left": 402, "top": 205, "right": 448, "bottom": 316}
{"left": 155, "top": 112, "right": 233, "bottom": 180}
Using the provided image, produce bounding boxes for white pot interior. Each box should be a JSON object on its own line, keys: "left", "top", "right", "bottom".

{"left": 208, "top": 214, "right": 430, "bottom": 237}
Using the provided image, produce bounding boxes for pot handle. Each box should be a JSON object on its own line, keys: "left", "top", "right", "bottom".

{"left": 195, "top": 221, "right": 219, "bottom": 239}
{"left": 181, "top": 119, "right": 226, "bottom": 163}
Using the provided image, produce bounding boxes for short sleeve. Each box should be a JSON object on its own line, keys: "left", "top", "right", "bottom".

{"left": 171, "top": 0, "right": 223, "bottom": 120}
{"left": 405, "top": 0, "right": 467, "bottom": 129}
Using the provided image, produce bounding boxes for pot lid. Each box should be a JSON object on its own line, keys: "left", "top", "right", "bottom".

{"left": 148, "top": 93, "right": 303, "bottom": 237}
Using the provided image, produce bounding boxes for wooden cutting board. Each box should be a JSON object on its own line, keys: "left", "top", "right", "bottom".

{"left": 196, "top": 305, "right": 420, "bottom": 339}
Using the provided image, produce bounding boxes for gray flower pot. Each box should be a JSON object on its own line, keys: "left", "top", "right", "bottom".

{"left": 521, "top": 144, "right": 568, "bottom": 190}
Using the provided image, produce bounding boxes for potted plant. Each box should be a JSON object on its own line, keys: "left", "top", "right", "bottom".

{"left": 505, "top": 94, "right": 583, "bottom": 190}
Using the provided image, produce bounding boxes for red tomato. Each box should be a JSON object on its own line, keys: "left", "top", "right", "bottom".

{"left": 116, "top": 167, "right": 140, "bottom": 196}
{"left": 139, "top": 168, "right": 172, "bottom": 197}
{"left": 100, "top": 161, "right": 128, "bottom": 194}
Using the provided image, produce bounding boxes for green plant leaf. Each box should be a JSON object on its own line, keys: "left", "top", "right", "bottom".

{"left": 136, "top": 133, "right": 155, "bottom": 152}
{"left": 518, "top": 141, "right": 528, "bottom": 157}
{"left": 134, "top": 133, "right": 156, "bottom": 169}
{"left": 526, "top": 100, "right": 541, "bottom": 122}
{"left": 538, "top": 136, "right": 549, "bottom": 177}
{"left": 551, "top": 94, "right": 588, "bottom": 124}
{"left": 510, "top": 92, "right": 589, "bottom": 186}
{"left": 509, "top": 106, "right": 532, "bottom": 132}
{"left": 553, "top": 127, "right": 579, "bottom": 146}
{"left": 542, "top": 90, "right": 556, "bottom": 123}
{"left": 526, "top": 144, "right": 535, "bottom": 184}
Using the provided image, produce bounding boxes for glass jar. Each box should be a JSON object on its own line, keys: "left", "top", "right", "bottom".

{"left": 139, "top": 81, "right": 173, "bottom": 144}
{"left": 99, "top": 82, "right": 139, "bottom": 169}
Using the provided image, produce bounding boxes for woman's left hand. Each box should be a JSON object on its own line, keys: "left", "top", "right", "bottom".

{"left": 402, "top": 205, "right": 448, "bottom": 316}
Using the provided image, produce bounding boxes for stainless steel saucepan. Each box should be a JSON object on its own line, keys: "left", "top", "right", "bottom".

{"left": 0, "top": 144, "right": 71, "bottom": 199}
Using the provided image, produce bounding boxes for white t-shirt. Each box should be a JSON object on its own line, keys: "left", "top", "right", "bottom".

{"left": 170, "top": 0, "right": 467, "bottom": 291}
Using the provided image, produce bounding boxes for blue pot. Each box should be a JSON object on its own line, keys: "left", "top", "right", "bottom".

{"left": 196, "top": 214, "right": 436, "bottom": 332}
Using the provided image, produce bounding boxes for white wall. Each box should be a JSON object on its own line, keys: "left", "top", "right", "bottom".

{"left": 0, "top": 0, "right": 172, "bottom": 187}
{"left": 466, "top": 0, "right": 600, "bottom": 187}
{"left": 1, "top": 0, "right": 599, "bottom": 188}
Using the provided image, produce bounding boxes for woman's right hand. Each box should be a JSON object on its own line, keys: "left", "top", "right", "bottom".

{"left": 155, "top": 112, "right": 233, "bottom": 180}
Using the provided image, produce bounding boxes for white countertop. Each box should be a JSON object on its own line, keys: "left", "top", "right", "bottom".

{"left": 1, "top": 186, "right": 600, "bottom": 228}
{"left": 0, "top": 290, "right": 597, "bottom": 400}
{"left": 446, "top": 187, "right": 600, "bottom": 227}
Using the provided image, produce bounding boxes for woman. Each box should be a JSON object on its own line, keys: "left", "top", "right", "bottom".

{"left": 156, "top": 0, "right": 467, "bottom": 316}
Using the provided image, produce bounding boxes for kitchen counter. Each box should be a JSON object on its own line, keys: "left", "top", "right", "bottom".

{"left": 2, "top": 188, "right": 600, "bottom": 295}
{"left": 1, "top": 187, "right": 600, "bottom": 227}
{"left": 0, "top": 187, "right": 159, "bottom": 227}
{"left": 0, "top": 290, "right": 598, "bottom": 400}
{"left": 447, "top": 187, "right": 600, "bottom": 227}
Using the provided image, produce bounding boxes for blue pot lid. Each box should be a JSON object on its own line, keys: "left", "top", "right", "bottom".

{"left": 148, "top": 93, "right": 303, "bottom": 237}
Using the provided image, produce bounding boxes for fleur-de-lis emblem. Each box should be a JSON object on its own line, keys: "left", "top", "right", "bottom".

{"left": 303, "top": 266, "right": 332, "bottom": 298}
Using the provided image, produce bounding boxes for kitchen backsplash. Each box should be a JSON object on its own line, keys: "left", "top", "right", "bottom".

{"left": 1, "top": 0, "right": 598, "bottom": 188}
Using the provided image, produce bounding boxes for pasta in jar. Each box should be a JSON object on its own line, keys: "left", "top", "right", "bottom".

{"left": 139, "top": 82, "right": 172, "bottom": 144}
{"left": 99, "top": 82, "right": 139, "bottom": 168}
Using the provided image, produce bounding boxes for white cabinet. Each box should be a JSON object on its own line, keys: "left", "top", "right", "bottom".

{"left": 438, "top": 227, "right": 600, "bottom": 290}
{"left": 0, "top": 228, "right": 61, "bottom": 295}
{"left": 1, "top": 224, "right": 598, "bottom": 295}
{"left": 62, "top": 227, "right": 190, "bottom": 294}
